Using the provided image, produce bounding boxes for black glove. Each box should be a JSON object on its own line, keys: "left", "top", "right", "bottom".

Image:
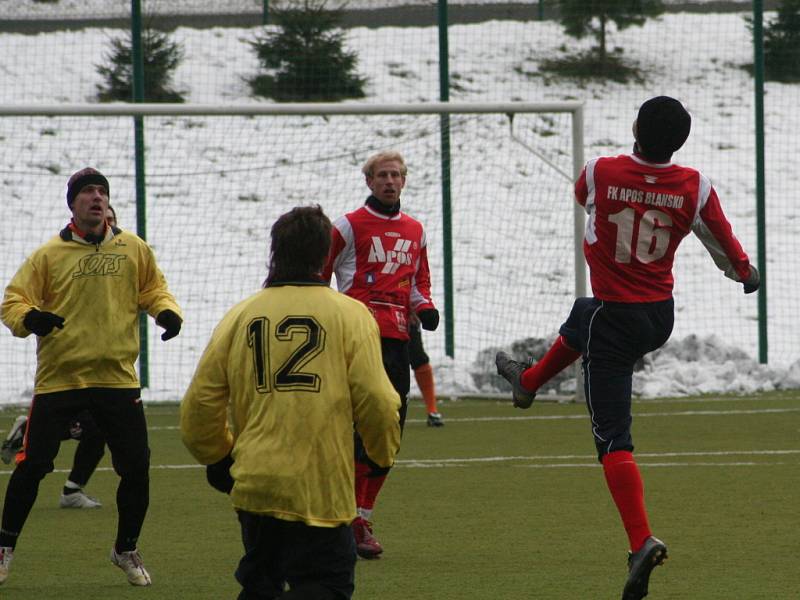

{"left": 156, "top": 309, "right": 182, "bottom": 341}
{"left": 742, "top": 265, "right": 760, "bottom": 295}
{"left": 417, "top": 308, "right": 439, "bottom": 331}
{"left": 206, "top": 453, "right": 234, "bottom": 494}
{"left": 363, "top": 456, "right": 391, "bottom": 478}
{"left": 23, "top": 309, "right": 65, "bottom": 337}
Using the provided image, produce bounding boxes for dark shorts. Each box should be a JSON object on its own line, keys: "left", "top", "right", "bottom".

{"left": 23, "top": 387, "right": 148, "bottom": 478}
{"left": 559, "top": 297, "right": 674, "bottom": 459}
{"left": 354, "top": 337, "right": 408, "bottom": 474}
{"left": 63, "top": 409, "right": 103, "bottom": 442}
{"left": 408, "top": 324, "right": 429, "bottom": 370}
{"left": 235, "top": 512, "right": 356, "bottom": 600}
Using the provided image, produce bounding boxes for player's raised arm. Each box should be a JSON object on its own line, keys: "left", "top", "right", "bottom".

{"left": 690, "top": 180, "right": 759, "bottom": 294}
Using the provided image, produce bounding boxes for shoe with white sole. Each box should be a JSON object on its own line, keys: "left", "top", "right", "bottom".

{"left": 426, "top": 412, "right": 444, "bottom": 427}
{"left": 0, "top": 546, "right": 13, "bottom": 584}
{"left": 1, "top": 416, "right": 27, "bottom": 465}
{"left": 60, "top": 489, "right": 102, "bottom": 509}
{"left": 110, "top": 548, "right": 151, "bottom": 586}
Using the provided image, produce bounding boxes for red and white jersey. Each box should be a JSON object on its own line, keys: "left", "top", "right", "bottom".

{"left": 575, "top": 153, "right": 751, "bottom": 302}
{"left": 322, "top": 204, "right": 435, "bottom": 340}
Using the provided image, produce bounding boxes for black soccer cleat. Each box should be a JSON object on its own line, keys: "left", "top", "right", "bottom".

{"left": 622, "top": 536, "right": 668, "bottom": 600}
{"left": 495, "top": 351, "right": 536, "bottom": 409}
{"left": 426, "top": 412, "right": 444, "bottom": 427}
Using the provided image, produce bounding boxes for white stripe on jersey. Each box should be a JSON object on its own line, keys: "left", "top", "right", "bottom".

{"left": 691, "top": 174, "right": 739, "bottom": 281}
{"left": 583, "top": 157, "right": 599, "bottom": 245}
{"left": 332, "top": 215, "right": 357, "bottom": 293}
{"left": 693, "top": 172, "right": 712, "bottom": 225}
{"left": 409, "top": 228, "right": 429, "bottom": 309}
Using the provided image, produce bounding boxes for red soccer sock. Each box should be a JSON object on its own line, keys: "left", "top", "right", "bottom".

{"left": 414, "top": 363, "right": 438, "bottom": 414}
{"left": 361, "top": 473, "right": 388, "bottom": 511}
{"left": 602, "top": 450, "right": 652, "bottom": 552}
{"left": 520, "top": 335, "right": 581, "bottom": 391}
{"left": 354, "top": 461, "right": 371, "bottom": 508}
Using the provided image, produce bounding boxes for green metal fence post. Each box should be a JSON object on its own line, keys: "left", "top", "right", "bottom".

{"left": 753, "top": 0, "right": 767, "bottom": 363}
{"left": 263, "top": 0, "right": 269, "bottom": 25}
{"left": 437, "top": 0, "right": 454, "bottom": 358}
{"left": 132, "top": 0, "right": 149, "bottom": 387}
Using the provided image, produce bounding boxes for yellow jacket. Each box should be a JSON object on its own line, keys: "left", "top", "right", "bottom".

{"left": 1, "top": 226, "right": 182, "bottom": 393}
{"left": 180, "top": 282, "right": 401, "bottom": 527}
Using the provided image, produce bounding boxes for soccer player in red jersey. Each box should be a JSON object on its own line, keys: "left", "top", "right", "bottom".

{"left": 496, "top": 97, "right": 759, "bottom": 600}
{"left": 323, "top": 150, "right": 439, "bottom": 559}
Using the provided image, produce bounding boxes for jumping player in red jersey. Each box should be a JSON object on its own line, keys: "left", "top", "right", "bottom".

{"left": 496, "top": 97, "right": 759, "bottom": 600}
{"left": 323, "top": 150, "right": 438, "bottom": 559}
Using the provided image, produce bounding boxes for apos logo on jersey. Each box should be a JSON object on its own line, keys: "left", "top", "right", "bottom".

{"left": 367, "top": 235, "right": 417, "bottom": 274}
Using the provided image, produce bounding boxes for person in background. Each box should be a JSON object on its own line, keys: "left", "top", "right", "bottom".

{"left": 0, "top": 203, "right": 122, "bottom": 509}
{"left": 1, "top": 411, "right": 105, "bottom": 509}
{"left": 408, "top": 315, "right": 443, "bottom": 427}
{"left": 323, "top": 150, "right": 439, "bottom": 560}
{"left": 495, "top": 97, "right": 759, "bottom": 600}
{"left": 0, "top": 168, "right": 183, "bottom": 586}
{"left": 105, "top": 204, "right": 117, "bottom": 228}
{"left": 181, "top": 205, "right": 400, "bottom": 599}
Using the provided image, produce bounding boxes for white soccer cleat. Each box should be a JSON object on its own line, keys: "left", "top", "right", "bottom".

{"left": 0, "top": 546, "right": 13, "bottom": 584}
{"left": 1, "top": 415, "right": 28, "bottom": 465}
{"left": 60, "top": 489, "right": 102, "bottom": 509}
{"left": 110, "top": 548, "right": 151, "bottom": 586}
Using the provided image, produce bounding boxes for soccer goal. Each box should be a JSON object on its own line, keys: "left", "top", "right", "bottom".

{"left": 0, "top": 101, "right": 584, "bottom": 403}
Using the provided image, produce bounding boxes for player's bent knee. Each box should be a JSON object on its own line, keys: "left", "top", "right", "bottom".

{"left": 14, "top": 458, "right": 55, "bottom": 480}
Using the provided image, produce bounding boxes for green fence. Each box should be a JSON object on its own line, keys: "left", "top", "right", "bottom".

{"left": 0, "top": 1, "right": 796, "bottom": 401}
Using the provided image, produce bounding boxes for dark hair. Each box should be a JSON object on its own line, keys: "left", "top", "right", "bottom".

{"left": 264, "top": 205, "right": 332, "bottom": 287}
{"left": 636, "top": 96, "right": 692, "bottom": 162}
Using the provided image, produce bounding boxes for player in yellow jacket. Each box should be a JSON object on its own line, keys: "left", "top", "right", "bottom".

{"left": 181, "top": 205, "right": 400, "bottom": 600}
{"left": 0, "top": 168, "right": 182, "bottom": 587}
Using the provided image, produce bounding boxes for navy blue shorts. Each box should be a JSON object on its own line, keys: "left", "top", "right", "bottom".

{"left": 559, "top": 297, "right": 674, "bottom": 459}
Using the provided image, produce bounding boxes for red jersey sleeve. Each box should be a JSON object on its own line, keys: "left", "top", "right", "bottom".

{"left": 410, "top": 242, "right": 435, "bottom": 312}
{"left": 574, "top": 166, "right": 588, "bottom": 207}
{"left": 691, "top": 178, "right": 751, "bottom": 282}
{"left": 322, "top": 226, "right": 347, "bottom": 284}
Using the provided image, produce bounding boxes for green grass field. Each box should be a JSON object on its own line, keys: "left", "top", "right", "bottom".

{"left": 0, "top": 391, "right": 798, "bottom": 599}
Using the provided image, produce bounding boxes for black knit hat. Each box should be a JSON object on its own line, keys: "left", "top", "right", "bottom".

{"left": 636, "top": 96, "right": 692, "bottom": 161}
{"left": 66, "top": 167, "right": 109, "bottom": 208}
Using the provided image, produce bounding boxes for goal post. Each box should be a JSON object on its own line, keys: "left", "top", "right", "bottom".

{"left": 0, "top": 101, "right": 585, "bottom": 404}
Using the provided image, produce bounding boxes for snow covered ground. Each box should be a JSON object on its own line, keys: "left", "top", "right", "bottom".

{"left": 1, "top": 0, "right": 745, "bottom": 20}
{"left": 0, "top": 7, "right": 797, "bottom": 403}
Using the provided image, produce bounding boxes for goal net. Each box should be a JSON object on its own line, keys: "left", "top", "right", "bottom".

{"left": 0, "top": 102, "right": 584, "bottom": 404}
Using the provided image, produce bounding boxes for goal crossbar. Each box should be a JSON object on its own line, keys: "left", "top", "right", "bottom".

{"left": 0, "top": 101, "right": 583, "bottom": 117}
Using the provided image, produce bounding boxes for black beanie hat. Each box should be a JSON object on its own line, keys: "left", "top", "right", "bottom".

{"left": 66, "top": 167, "right": 109, "bottom": 208}
{"left": 636, "top": 96, "right": 692, "bottom": 161}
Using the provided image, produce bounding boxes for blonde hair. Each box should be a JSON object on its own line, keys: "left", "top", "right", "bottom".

{"left": 362, "top": 151, "right": 407, "bottom": 177}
